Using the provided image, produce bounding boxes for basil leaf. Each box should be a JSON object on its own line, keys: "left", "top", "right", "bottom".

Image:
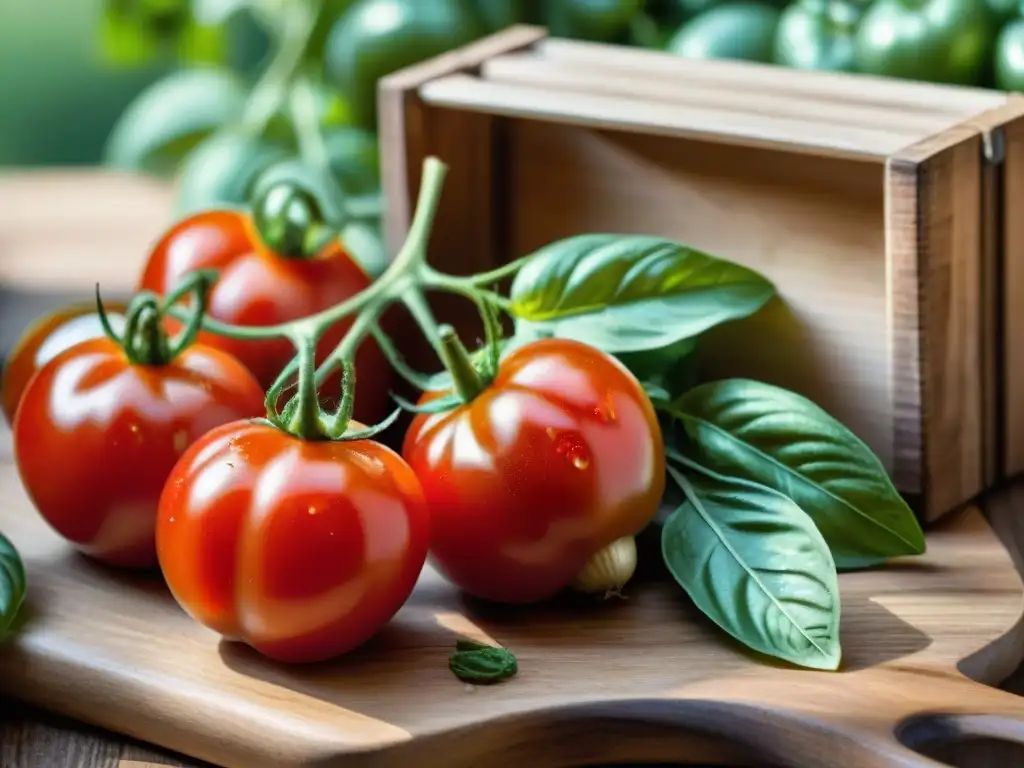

{"left": 508, "top": 234, "right": 775, "bottom": 353}
{"left": 663, "top": 467, "right": 841, "bottom": 670}
{"left": 449, "top": 641, "right": 518, "bottom": 684}
{"left": 455, "top": 638, "right": 492, "bottom": 652}
{"left": 104, "top": 69, "right": 248, "bottom": 175}
{"left": 0, "top": 532, "right": 27, "bottom": 639}
{"left": 667, "top": 379, "right": 925, "bottom": 570}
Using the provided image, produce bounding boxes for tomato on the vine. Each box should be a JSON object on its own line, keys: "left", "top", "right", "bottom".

{"left": 156, "top": 420, "right": 430, "bottom": 663}
{"left": 137, "top": 209, "right": 391, "bottom": 424}
{"left": 14, "top": 337, "right": 264, "bottom": 568}
{"left": 402, "top": 337, "right": 666, "bottom": 604}
{"left": 2, "top": 302, "right": 128, "bottom": 426}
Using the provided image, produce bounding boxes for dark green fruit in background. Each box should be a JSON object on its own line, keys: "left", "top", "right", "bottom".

{"left": 666, "top": 2, "right": 782, "bottom": 62}
{"left": 774, "top": 0, "right": 861, "bottom": 73}
{"left": 996, "top": 18, "right": 1024, "bottom": 92}
{"left": 471, "top": 0, "right": 541, "bottom": 31}
{"left": 174, "top": 131, "right": 290, "bottom": 215}
{"left": 308, "top": 0, "right": 358, "bottom": 62}
{"left": 987, "top": 0, "right": 1021, "bottom": 25}
{"left": 853, "top": 0, "right": 996, "bottom": 86}
{"left": 646, "top": 0, "right": 790, "bottom": 29}
{"left": 542, "top": 0, "right": 644, "bottom": 42}
{"left": 323, "top": 0, "right": 486, "bottom": 130}
{"left": 323, "top": 127, "right": 380, "bottom": 196}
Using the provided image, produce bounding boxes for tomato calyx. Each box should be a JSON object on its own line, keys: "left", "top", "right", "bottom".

{"left": 97, "top": 270, "right": 216, "bottom": 366}
{"left": 252, "top": 180, "right": 338, "bottom": 260}
{"left": 262, "top": 341, "right": 401, "bottom": 442}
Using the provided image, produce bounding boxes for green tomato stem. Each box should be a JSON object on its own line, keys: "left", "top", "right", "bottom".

{"left": 438, "top": 256, "right": 532, "bottom": 289}
{"left": 240, "top": 0, "right": 321, "bottom": 138}
{"left": 283, "top": 329, "right": 322, "bottom": 439}
{"left": 289, "top": 74, "right": 330, "bottom": 170}
{"left": 436, "top": 324, "right": 484, "bottom": 403}
{"left": 168, "top": 156, "right": 510, "bottom": 440}
{"left": 128, "top": 302, "right": 171, "bottom": 366}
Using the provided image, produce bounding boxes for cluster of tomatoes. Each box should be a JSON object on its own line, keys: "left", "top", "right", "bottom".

{"left": 3, "top": 205, "right": 665, "bottom": 665}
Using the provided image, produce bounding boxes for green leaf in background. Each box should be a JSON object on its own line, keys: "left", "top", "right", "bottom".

{"left": 101, "top": 0, "right": 227, "bottom": 68}
{"left": 666, "top": 2, "right": 782, "bottom": 62}
{"left": 0, "top": 532, "right": 27, "bottom": 639}
{"left": 103, "top": 68, "right": 248, "bottom": 175}
{"left": 175, "top": 130, "right": 291, "bottom": 215}
{"left": 665, "top": 379, "right": 925, "bottom": 570}
{"left": 508, "top": 234, "right": 775, "bottom": 354}
{"left": 662, "top": 467, "right": 841, "bottom": 670}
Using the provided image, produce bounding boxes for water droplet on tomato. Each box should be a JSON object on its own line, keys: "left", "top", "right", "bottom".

{"left": 593, "top": 398, "right": 617, "bottom": 424}
{"left": 547, "top": 428, "right": 591, "bottom": 471}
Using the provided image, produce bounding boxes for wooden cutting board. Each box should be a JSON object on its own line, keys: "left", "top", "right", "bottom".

{"left": 4, "top": 171, "right": 1024, "bottom": 768}
{"left": 2, "top": 443, "right": 1024, "bottom": 768}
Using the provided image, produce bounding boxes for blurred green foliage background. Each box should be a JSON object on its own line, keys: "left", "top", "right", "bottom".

{"left": 1, "top": 0, "right": 163, "bottom": 166}
{"left": 0, "top": 0, "right": 267, "bottom": 167}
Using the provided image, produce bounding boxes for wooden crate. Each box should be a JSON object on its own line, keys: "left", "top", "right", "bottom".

{"left": 379, "top": 25, "right": 1024, "bottom": 523}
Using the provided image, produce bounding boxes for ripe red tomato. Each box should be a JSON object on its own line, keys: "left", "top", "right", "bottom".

{"left": 14, "top": 338, "right": 264, "bottom": 568}
{"left": 137, "top": 210, "right": 391, "bottom": 423}
{"left": 156, "top": 420, "right": 430, "bottom": 664}
{"left": 2, "top": 302, "right": 127, "bottom": 426}
{"left": 402, "top": 338, "right": 666, "bottom": 604}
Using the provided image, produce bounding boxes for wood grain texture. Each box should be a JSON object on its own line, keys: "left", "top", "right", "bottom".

{"left": 0, "top": 700, "right": 199, "bottom": 768}
{"left": 2, "top": 437, "right": 1024, "bottom": 768}
{"left": 887, "top": 125, "right": 986, "bottom": 516}
{"left": 0, "top": 170, "right": 172, "bottom": 295}
{"left": 534, "top": 37, "right": 1009, "bottom": 117}
{"left": 1001, "top": 108, "right": 1024, "bottom": 479}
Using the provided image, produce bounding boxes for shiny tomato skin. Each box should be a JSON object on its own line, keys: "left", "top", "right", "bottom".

{"left": 2, "top": 302, "right": 127, "bottom": 426}
{"left": 402, "top": 338, "right": 666, "bottom": 604}
{"left": 137, "top": 209, "right": 391, "bottom": 424}
{"left": 13, "top": 338, "right": 265, "bottom": 568}
{"left": 156, "top": 420, "right": 430, "bottom": 664}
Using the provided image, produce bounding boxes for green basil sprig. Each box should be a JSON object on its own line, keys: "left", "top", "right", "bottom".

{"left": 0, "top": 533, "right": 26, "bottom": 640}
{"left": 449, "top": 639, "right": 518, "bottom": 684}
{"left": 508, "top": 234, "right": 776, "bottom": 353}
{"left": 663, "top": 466, "right": 841, "bottom": 670}
{"left": 663, "top": 379, "right": 925, "bottom": 570}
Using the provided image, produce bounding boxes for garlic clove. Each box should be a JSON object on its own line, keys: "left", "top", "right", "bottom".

{"left": 570, "top": 535, "right": 638, "bottom": 597}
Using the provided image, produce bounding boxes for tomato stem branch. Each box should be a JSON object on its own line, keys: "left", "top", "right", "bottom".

{"left": 437, "top": 325, "right": 484, "bottom": 402}
{"left": 240, "top": 0, "right": 321, "bottom": 138}
{"left": 285, "top": 330, "right": 323, "bottom": 439}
